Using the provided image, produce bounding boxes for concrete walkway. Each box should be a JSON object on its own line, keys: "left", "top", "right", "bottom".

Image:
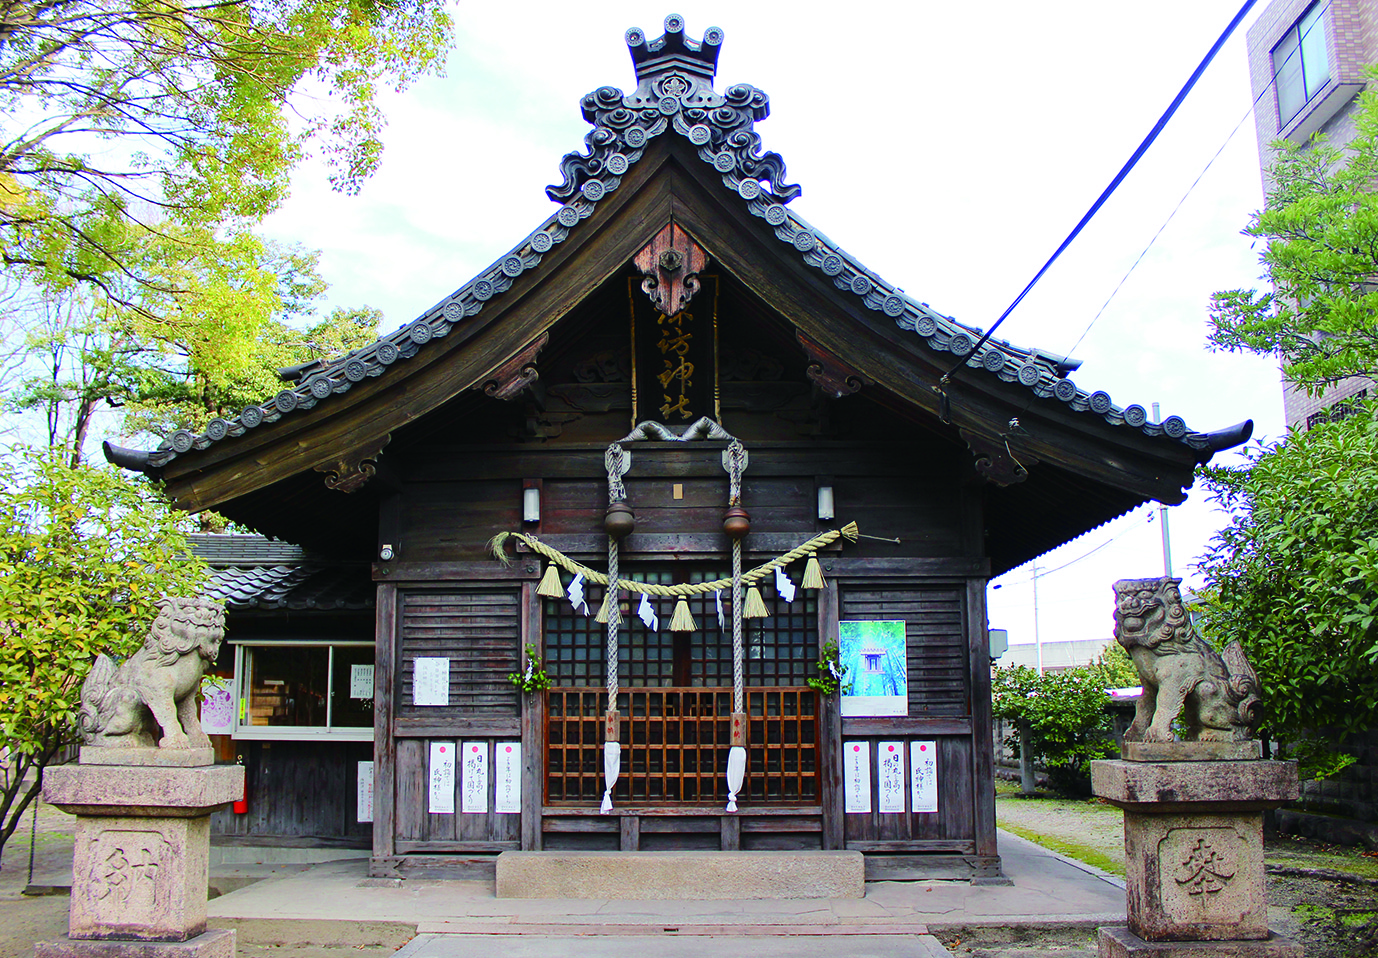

{"left": 202, "top": 830, "right": 1126, "bottom": 957}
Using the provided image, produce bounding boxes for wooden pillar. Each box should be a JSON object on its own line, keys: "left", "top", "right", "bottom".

{"left": 967, "top": 577, "right": 999, "bottom": 861}
{"left": 819, "top": 581, "right": 844, "bottom": 850}
{"left": 371, "top": 582, "right": 398, "bottom": 871}
{"left": 519, "top": 581, "right": 543, "bottom": 850}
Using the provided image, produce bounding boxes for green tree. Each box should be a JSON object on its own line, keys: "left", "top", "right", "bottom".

{"left": 0, "top": 446, "right": 206, "bottom": 862}
{"left": 991, "top": 664, "right": 1118, "bottom": 796}
{"left": 1200, "top": 68, "right": 1378, "bottom": 765}
{"left": 1, "top": 0, "right": 452, "bottom": 308}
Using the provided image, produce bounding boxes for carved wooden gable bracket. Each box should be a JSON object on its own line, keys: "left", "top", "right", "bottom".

{"left": 796, "top": 332, "right": 868, "bottom": 398}
{"left": 483, "top": 333, "right": 549, "bottom": 401}
{"left": 959, "top": 427, "right": 1038, "bottom": 486}
{"left": 314, "top": 434, "right": 391, "bottom": 493}
{"left": 634, "top": 222, "right": 708, "bottom": 317}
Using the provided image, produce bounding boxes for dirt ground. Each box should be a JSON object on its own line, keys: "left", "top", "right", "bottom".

{"left": 0, "top": 798, "right": 415, "bottom": 958}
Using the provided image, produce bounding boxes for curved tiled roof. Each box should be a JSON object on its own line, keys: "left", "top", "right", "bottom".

{"left": 122, "top": 15, "right": 1230, "bottom": 471}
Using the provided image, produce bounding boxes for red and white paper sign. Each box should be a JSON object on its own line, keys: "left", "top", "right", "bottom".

{"left": 495, "top": 742, "right": 521, "bottom": 814}
{"left": 428, "top": 742, "right": 455, "bottom": 814}
{"left": 357, "top": 761, "right": 374, "bottom": 823}
{"left": 843, "top": 741, "right": 871, "bottom": 813}
{"left": 461, "top": 741, "right": 488, "bottom": 814}
{"left": 878, "top": 741, "right": 906, "bottom": 813}
{"left": 911, "top": 740, "right": 938, "bottom": 814}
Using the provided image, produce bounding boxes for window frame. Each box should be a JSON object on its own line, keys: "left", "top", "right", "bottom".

{"left": 227, "top": 639, "right": 376, "bottom": 742}
{"left": 1272, "top": 2, "right": 1331, "bottom": 129}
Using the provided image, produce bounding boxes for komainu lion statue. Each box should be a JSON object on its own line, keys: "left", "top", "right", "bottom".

{"left": 79, "top": 597, "right": 226, "bottom": 749}
{"left": 1113, "top": 577, "right": 1262, "bottom": 743}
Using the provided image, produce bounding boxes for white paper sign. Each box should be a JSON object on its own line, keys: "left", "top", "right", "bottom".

{"left": 878, "top": 741, "right": 906, "bottom": 813}
{"left": 774, "top": 565, "right": 797, "bottom": 603}
{"left": 413, "top": 657, "right": 450, "bottom": 706}
{"left": 350, "top": 664, "right": 374, "bottom": 699}
{"left": 911, "top": 740, "right": 938, "bottom": 814}
{"left": 199, "top": 675, "right": 235, "bottom": 735}
{"left": 428, "top": 742, "right": 455, "bottom": 814}
{"left": 462, "top": 741, "right": 488, "bottom": 814}
{"left": 843, "top": 740, "right": 871, "bottom": 813}
{"left": 495, "top": 742, "right": 521, "bottom": 814}
{"left": 357, "top": 761, "right": 374, "bottom": 822}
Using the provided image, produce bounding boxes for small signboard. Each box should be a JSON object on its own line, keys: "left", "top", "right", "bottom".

{"left": 911, "top": 740, "right": 938, "bottom": 814}
{"left": 428, "top": 742, "right": 455, "bottom": 814}
{"left": 350, "top": 664, "right": 374, "bottom": 699}
{"left": 495, "top": 742, "right": 521, "bottom": 814}
{"left": 357, "top": 761, "right": 374, "bottom": 823}
{"left": 199, "top": 675, "right": 235, "bottom": 735}
{"left": 461, "top": 742, "right": 488, "bottom": 814}
{"left": 412, "top": 657, "right": 450, "bottom": 706}
{"left": 843, "top": 741, "right": 871, "bottom": 813}
{"left": 878, "top": 741, "right": 906, "bottom": 813}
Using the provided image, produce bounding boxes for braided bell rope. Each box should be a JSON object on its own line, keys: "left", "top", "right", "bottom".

{"left": 725, "top": 439, "right": 747, "bottom": 714}
{"left": 606, "top": 532, "right": 619, "bottom": 712}
{"left": 490, "top": 523, "right": 858, "bottom": 595}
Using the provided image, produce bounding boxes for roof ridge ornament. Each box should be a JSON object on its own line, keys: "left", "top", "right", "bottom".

{"left": 547, "top": 15, "right": 800, "bottom": 206}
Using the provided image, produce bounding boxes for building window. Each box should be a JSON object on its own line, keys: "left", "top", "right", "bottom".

{"left": 228, "top": 641, "right": 375, "bottom": 740}
{"left": 1273, "top": 3, "right": 1330, "bottom": 128}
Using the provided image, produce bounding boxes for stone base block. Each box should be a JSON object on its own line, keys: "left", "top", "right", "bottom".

{"left": 35, "top": 929, "right": 235, "bottom": 958}
{"left": 80, "top": 748, "right": 214, "bottom": 768}
{"left": 68, "top": 815, "right": 209, "bottom": 941}
{"left": 1124, "top": 810, "right": 1266, "bottom": 941}
{"left": 45, "top": 764, "right": 243, "bottom": 817}
{"left": 495, "top": 850, "right": 865, "bottom": 899}
{"left": 1098, "top": 926, "right": 1301, "bottom": 957}
{"left": 1122, "top": 742, "right": 1262, "bottom": 763}
{"left": 1091, "top": 760, "right": 1299, "bottom": 813}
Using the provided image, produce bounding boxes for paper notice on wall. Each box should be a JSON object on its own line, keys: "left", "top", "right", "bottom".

{"left": 461, "top": 741, "right": 488, "bottom": 814}
{"left": 428, "top": 742, "right": 455, "bottom": 814}
{"left": 878, "top": 741, "right": 906, "bottom": 813}
{"left": 412, "top": 657, "right": 450, "bottom": 706}
{"left": 495, "top": 742, "right": 521, "bottom": 814}
{"left": 199, "top": 675, "right": 235, "bottom": 735}
{"left": 350, "top": 664, "right": 375, "bottom": 699}
{"left": 911, "top": 741, "right": 938, "bottom": 814}
{"left": 843, "top": 740, "right": 871, "bottom": 813}
{"left": 357, "top": 761, "right": 374, "bottom": 822}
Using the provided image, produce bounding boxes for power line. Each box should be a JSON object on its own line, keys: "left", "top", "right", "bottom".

{"left": 937, "top": 0, "right": 1260, "bottom": 400}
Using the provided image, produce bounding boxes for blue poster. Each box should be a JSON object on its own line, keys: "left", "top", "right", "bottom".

{"left": 839, "top": 620, "right": 908, "bottom": 716}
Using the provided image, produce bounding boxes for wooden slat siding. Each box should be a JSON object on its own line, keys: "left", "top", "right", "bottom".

{"left": 840, "top": 585, "right": 969, "bottom": 716}
{"left": 398, "top": 589, "right": 520, "bottom": 717}
{"left": 841, "top": 737, "right": 974, "bottom": 847}
{"left": 401, "top": 480, "right": 521, "bottom": 561}
{"left": 210, "top": 740, "right": 372, "bottom": 844}
{"left": 396, "top": 841, "right": 519, "bottom": 853}
{"left": 395, "top": 738, "right": 426, "bottom": 842}
{"left": 373, "top": 582, "right": 398, "bottom": 864}
{"left": 967, "top": 577, "right": 998, "bottom": 859}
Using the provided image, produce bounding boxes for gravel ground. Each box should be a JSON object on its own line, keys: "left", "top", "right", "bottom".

{"left": 994, "top": 783, "right": 1378, "bottom": 958}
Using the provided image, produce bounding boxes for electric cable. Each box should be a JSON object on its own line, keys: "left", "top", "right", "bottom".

{"left": 936, "top": 0, "right": 1259, "bottom": 397}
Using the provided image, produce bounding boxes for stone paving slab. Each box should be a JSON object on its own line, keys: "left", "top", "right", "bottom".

{"left": 393, "top": 933, "right": 952, "bottom": 958}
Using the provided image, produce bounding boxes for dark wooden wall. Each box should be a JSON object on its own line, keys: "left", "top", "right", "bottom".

{"left": 211, "top": 740, "right": 372, "bottom": 847}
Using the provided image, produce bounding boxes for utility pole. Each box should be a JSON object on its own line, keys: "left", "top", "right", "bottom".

{"left": 1032, "top": 561, "right": 1043, "bottom": 675}
{"left": 1152, "top": 403, "right": 1174, "bottom": 577}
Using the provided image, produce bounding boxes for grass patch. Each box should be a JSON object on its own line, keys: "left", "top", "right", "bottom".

{"left": 1000, "top": 822, "right": 1127, "bottom": 877}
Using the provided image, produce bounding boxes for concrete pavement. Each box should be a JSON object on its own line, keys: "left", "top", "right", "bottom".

{"left": 200, "top": 830, "right": 1126, "bottom": 957}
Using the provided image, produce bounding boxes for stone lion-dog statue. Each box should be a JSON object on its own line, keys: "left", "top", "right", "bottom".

{"left": 79, "top": 597, "right": 226, "bottom": 749}
{"left": 1113, "top": 577, "right": 1261, "bottom": 743}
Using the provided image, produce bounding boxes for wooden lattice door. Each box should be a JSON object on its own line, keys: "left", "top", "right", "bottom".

{"left": 542, "top": 569, "right": 819, "bottom": 806}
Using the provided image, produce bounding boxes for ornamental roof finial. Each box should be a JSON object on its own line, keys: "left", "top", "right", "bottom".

{"left": 625, "top": 14, "right": 723, "bottom": 81}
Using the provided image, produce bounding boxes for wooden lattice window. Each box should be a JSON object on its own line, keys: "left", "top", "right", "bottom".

{"left": 543, "top": 567, "right": 817, "bottom": 688}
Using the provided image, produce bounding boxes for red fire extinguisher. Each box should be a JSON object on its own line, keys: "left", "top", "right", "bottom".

{"left": 233, "top": 755, "right": 249, "bottom": 814}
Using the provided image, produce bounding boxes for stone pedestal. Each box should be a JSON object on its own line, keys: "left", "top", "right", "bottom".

{"left": 37, "top": 759, "right": 243, "bottom": 956}
{"left": 1091, "top": 752, "right": 1301, "bottom": 957}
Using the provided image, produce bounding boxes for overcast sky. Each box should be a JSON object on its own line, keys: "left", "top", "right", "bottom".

{"left": 260, "top": 0, "right": 1286, "bottom": 649}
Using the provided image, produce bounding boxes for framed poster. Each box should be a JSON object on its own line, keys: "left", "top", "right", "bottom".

{"left": 199, "top": 675, "right": 235, "bottom": 734}
{"left": 839, "top": 620, "right": 908, "bottom": 716}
